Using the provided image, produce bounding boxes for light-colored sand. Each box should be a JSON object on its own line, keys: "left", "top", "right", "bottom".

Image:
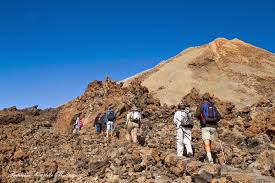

{"left": 124, "top": 38, "right": 275, "bottom": 108}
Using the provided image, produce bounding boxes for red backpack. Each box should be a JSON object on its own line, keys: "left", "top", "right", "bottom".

{"left": 79, "top": 120, "right": 84, "bottom": 129}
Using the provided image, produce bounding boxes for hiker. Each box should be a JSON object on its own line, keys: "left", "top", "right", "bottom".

{"left": 173, "top": 103, "right": 194, "bottom": 157}
{"left": 106, "top": 107, "right": 116, "bottom": 138}
{"left": 126, "top": 106, "right": 141, "bottom": 144}
{"left": 73, "top": 116, "right": 84, "bottom": 135}
{"left": 94, "top": 113, "right": 102, "bottom": 134}
{"left": 101, "top": 112, "right": 107, "bottom": 133}
{"left": 194, "top": 94, "right": 221, "bottom": 163}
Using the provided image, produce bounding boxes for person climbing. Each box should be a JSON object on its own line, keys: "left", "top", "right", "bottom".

{"left": 194, "top": 93, "right": 221, "bottom": 163}
{"left": 93, "top": 113, "right": 102, "bottom": 134}
{"left": 73, "top": 117, "right": 80, "bottom": 134}
{"left": 101, "top": 112, "right": 107, "bottom": 133}
{"left": 173, "top": 103, "right": 194, "bottom": 157}
{"left": 126, "top": 106, "right": 141, "bottom": 144}
{"left": 106, "top": 107, "right": 116, "bottom": 138}
{"left": 73, "top": 116, "right": 84, "bottom": 135}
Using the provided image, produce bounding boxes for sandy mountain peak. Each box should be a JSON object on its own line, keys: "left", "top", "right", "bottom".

{"left": 209, "top": 37, "right": 247, "bottom": 46}
{"left": 208, "top": 38, "right": 252, "bottom": 55}
{"left": 125, "top": 38, "right": 275, "bottom": 108}
{"left": 210, "top": 37, "right": 229, "bottom": 44}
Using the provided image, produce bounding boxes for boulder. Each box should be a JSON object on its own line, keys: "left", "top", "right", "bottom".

{"left": 0, "top": 110, "right": 25, "bottom": 124}
{"left": 186, "top": 161, "right": 203, "bottom": 176}
{"left": 13, "top": 150, "right": 28, "bottom": 161}
{"left": 249, "top": 150, "right": 275, "bottom": 176}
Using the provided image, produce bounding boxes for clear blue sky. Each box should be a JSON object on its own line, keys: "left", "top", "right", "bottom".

{"left": 0, "top": 0, "right": 274, "bottom": 109}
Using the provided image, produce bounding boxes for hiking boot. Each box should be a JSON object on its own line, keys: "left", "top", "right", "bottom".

{"left": 206, "top": 152, "right": 213, "bottom": 163}
{"left": 207, "top": 156, "right": 214, "bottom": 164}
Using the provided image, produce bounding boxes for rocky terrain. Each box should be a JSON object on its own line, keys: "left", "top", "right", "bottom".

{"left": 124, "top": 38, "right": 275, "bottom": 109}
{"left": 1, "top": 78, "right": 274, "bottom": 183}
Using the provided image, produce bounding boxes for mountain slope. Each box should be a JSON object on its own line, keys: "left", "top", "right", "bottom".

{"left": 1, "top": 81, "right": 275, "bottom": 182}
{"left": 124, "top": 38, "right": 275, "bottom": 108}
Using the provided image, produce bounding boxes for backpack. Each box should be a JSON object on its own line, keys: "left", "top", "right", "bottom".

{"left": 79, "top": 120, "right": 84, "bottom": 129}
{"left": 178, "top": 110, "right": 192, "bottom": 126}
{"left": 130, "top": 111, "right": 141, "bottom": 123}
{"left": 100, "top": 113, "right": 107, "bottom": 125}
{"left": 201, "top": 103, "right": 218, "bottom": 122}
{"left": 107, "top": 111, "right": 115, "bottom": 121}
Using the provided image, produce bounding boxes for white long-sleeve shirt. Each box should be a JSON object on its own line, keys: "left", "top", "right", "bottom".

{"left": 74, "top": 117, "right": 81, "bottom": 129}
{"left": 173, "top": 109, "right": 192, "bottom": 128}
{"left": 126, "top": 111, "right": 141, "bottom": 123}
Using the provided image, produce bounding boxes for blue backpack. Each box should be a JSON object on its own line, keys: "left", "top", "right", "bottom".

{"left": 202, "top": 103, "right": 218, "bottom": 122}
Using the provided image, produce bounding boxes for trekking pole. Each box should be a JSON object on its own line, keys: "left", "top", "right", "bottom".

{"left": 219, "top": 140, "right": 227, "bottom": 165}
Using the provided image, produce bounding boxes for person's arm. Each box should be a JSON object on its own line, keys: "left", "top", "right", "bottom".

{"left": 173, "top": 111, "right": 179, "bottom": 125}
{"left": 188, "top": 111, "right": 192, "bottom": 119}
{"left": 103, "top": 116, "right": 107, "bottom": 125}
{"left": 126, "top": 113, "right": 130, "bottom": 123}
{"left": 76, "top": 120, "right": 79, "bottom": 129}
{"left": 173, "top": 112, "right": 177, "bottom": 124}
{"left": 92, "top": 120, "right": 95, "bottom": 127}
{"left": 93, "top": 116, "right": 98, "bottom": 127}
{"left": 139, "top": 112, "right": 142, "bottom": 127}
{"left": 215, "top": 107, "right": 222, "bottom": 121}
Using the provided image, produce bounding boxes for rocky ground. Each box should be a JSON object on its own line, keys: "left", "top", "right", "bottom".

{"left": 0, "top": 79, "right": 274, "bottom": 183}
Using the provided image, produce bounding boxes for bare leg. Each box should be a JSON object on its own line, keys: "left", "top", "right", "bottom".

{"left": 126, "top": 132, "right": 132, "bottom": 142}
{"left": 131, "top": 128, "right": 138, "bottom": 144}
{"left": 204, "top": 140, "right": 211, "bottom": 153}
{"left": 204, "top": 140, "right": 213, "bottom": 163}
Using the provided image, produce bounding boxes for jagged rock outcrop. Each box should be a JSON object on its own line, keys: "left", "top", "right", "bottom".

{"left": 0, "top": 106, "right": 44, "bottom": 125}
{"left": 55, "top": 78, "right": 161, "bottom": 134}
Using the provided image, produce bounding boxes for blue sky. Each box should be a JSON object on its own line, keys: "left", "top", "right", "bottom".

{"left": 0, "top": 0, "right": 274, "bottom": 109}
